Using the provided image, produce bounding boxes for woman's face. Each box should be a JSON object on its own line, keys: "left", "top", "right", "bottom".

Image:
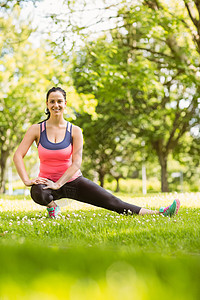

{"left": 46, "top": 91, "right": 66, "bottom": 116}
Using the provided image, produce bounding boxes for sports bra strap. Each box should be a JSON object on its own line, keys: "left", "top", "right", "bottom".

{"left": 41, "top": 122, "right": 45, "bottom": 132}
{"left": 67, "top": 122, "right": 72, "bottom": 133}
{"left": 40, "top": 122, "right": 45, "bottom": 133}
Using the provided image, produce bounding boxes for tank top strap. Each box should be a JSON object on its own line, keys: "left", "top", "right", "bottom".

{"left": 40, "top": 121, "right": 45, "bottom": 133}
{"left": 67, "top": 121, "right": 72, "bottom": 133}
{"left": 67, "top": 122, "right": 73, "bottom": 144}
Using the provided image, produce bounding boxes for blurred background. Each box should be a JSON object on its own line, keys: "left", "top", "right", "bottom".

{"left": 1, "top": 0, "right": 200, "bottom": 196}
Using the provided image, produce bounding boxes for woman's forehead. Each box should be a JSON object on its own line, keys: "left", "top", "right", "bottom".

{"left": 48, "top": 91, "right": 65, "bottom": 99}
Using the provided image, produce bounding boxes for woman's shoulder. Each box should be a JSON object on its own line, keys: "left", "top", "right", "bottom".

{"left": 71, "top": 123, "right": 82, "bottom": 137}
{"left": 26, "top": 124, "right": 40, "bottom": 137}
{"left": 29, "top": 123, "right": 40, "bottom": 130}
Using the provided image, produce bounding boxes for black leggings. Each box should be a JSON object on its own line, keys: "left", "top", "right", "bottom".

{"left": 30, "top": 176, "right": 141, "bottom": 215}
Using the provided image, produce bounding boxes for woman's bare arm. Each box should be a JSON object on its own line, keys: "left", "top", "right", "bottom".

{"left": 13, "top": 124, "right": 46, "bottom": 186}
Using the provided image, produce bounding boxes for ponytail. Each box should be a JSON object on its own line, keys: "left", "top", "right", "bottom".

{"left": 38, "top": 108, "right": 50, "bottom": 124}
{"left": 44, "top": 107, "right": 50, "bottom": 120}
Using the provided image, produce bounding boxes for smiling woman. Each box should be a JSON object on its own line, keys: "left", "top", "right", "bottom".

{"left": 13, "top": 87, "right": 180, "bottom": 219}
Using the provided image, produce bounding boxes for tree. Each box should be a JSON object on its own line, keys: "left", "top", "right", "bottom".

{"left": 75, "top": 109, "right": 142, "bottom": 188}
{"left": 69, "top": 1, "right": 200, "bottom": 192}
{"left": 0, "top": 9, "right": 67, "bottom": 193}
{"left": 71, "top": 36, "right": 151, "bottom": 187}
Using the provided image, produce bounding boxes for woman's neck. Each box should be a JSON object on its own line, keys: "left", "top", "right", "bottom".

{"left": 47, "top": 116, "right": 66, "bottom": 126}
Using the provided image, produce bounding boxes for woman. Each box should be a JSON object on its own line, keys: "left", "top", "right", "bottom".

{"left": 13, "top": 87, "right": 180, "bottom": 218}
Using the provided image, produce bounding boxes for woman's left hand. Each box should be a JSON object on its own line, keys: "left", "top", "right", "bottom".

{"left": 42, "top": 179, "right": 59, "bottom": 190}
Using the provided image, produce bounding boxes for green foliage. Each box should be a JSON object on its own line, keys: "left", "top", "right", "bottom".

{"left": 70, "top": 0, "right": 200, "bottom": 192}
{"left": 105, "top": 178, "right": 161, "bottom": 194}
{"left": 0, "top": 8, "right": 64, "bottom": 191}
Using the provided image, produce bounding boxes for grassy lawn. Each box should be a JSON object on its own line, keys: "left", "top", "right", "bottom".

{"left": 0, "top": 192, "right": 200, "bottom": 299}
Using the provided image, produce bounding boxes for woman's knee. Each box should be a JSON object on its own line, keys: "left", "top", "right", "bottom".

{"left": 30, "top": 184, "right": 53, "bottom": 206}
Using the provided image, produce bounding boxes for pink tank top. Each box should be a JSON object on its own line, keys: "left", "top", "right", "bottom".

{"left": 37, "top": 121, "right": 82, "bottom": 182}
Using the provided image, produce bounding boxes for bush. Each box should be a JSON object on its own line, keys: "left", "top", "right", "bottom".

{"left": 104, "top": 178, "right": 161, "bottom": 194}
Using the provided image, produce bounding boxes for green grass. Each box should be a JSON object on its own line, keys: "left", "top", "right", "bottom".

{"left": 0, "top": 194, "right": 200, "bottom": 299}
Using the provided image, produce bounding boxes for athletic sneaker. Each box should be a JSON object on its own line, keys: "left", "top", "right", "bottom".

{"left": 159, "top": 199, "right": 180, "bottom": 217}
{"left": 47, "top": 204, "right": 61, "bottom": 219}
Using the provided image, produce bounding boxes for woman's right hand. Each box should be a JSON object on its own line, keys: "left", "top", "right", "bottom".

{"left": 24, "top": 177, "right": 47, "bottom": 186}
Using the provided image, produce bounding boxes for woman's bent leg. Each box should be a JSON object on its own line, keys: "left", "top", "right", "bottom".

{"left": 30, "top": 184, "right": 55, "bottom": 206}
{"left": 63, "top": 176, "right": 142, "bottom": 215}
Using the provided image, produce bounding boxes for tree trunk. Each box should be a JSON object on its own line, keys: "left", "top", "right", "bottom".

{"left": 115, "top": 177, "right": 120, "bottom": 193}
{"left": 158, "top": 153, "right": 169, "bottom": 192}
{"left": 0, "top": 150, "right": 9, "bottom": 194}
{"left": 152, "top": 140, "right": 169, "bottom": 193}
{"left": 99, "top": 170, "right": 105, "bottom": 187}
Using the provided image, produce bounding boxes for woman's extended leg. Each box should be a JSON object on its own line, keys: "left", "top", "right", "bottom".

{"left": 62, "top": 176, "right": 143, "bottom": 215}
{"left": 61, "top": 176, "right": 179, "bottom": 216}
